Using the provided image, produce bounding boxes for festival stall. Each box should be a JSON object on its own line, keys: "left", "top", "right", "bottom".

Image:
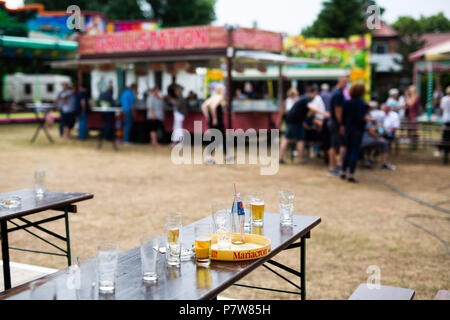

{"left": 52, "top": 25, "right": 321, "bottom": 140}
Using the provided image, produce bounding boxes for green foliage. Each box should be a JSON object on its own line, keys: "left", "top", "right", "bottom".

{"left": 301, "top": 0, "right": 382, "bottom": 38}
{"left": 24, "top": 0, "right": 217, "bottom": 26}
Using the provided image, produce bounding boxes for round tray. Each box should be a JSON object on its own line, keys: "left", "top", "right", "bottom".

{"left": 210, "top": 233, "right": 271, "bottom": 261}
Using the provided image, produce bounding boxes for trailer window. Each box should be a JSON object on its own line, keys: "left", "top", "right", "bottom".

{"left": 24, "top": 84, "right": 32, "bottom": 95}
{"left": 47, "top": 83, "right": 54, "bottom": 93}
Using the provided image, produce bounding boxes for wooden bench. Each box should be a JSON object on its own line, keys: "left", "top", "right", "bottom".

{"left": 349, "top": 284, "right": 415, "bottom": 300}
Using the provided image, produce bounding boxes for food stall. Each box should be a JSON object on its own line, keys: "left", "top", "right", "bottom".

{"left": 51, "top": 25, "right": 321, "bottom": 142}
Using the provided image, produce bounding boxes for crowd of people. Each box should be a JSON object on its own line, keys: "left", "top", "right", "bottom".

{"left": 277, "top": 76, "right": 426, "bottom": 183}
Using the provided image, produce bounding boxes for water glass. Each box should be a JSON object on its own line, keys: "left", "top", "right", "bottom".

{"left": 279, "top": 190, "right": 294, "bottom": 226}
{"left": 73, "top": 256, "right": 98, "bottom": 300}
{"left": 211, "top": 202, "right": 232, "bottom": 249}
{"left": 242, "top": 195, "right": 252, "bottom": 231}
{"left": 97, "top": 241, "right": 119, "bottom": 294}
{"left": 140, "top": 233, "right": 160, "bottom": 282}
{"left": 34, "top": 169, "right": 46, "bottom": 197}
{"left": 250, "top": 192, "right": 265, "bottom": 227}
{"left": 29, "top": 278, "right": 57, "bottom": 300}
{"left": 164, "top": 213, "right": 182, "bottom": 266}
{"left": 195, "top": 222, "right": 212, "bottom": 268}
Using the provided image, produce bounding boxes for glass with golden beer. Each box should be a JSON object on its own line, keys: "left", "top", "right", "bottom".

{"left": 250, "top": 192, "right": 265, "bottom": 227}
{"left": 194, "top": 223, "right": 212, "bottom": 267}
{"left": 164, "top": 213, "right": 182, "bottom": 266}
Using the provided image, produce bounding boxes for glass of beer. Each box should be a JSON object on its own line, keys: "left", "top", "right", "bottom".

{"left": 194, "top": 222, "right": 212, "bottom": 268}
{"left": 164, "top": 213, "right": 182, "bottom": 266}
{"left": 250, "top": 192, "right": 265, "bottom": 227}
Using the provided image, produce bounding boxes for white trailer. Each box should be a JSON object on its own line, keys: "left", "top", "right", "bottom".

{"left": 3, "top": 73, "right": 72, "bottom": 105}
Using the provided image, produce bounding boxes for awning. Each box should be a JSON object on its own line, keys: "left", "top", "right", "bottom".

{"left": 234, "top": 50, "right": 324, "bottom": 65}
{"left": 409, "top": 38, "right": 450, "bottom": 62}
{"left": 0, "top": 35, "right": 78, "bottom": 51}
{"left": 232, "top": 67, "right": 349, "bottom": 80}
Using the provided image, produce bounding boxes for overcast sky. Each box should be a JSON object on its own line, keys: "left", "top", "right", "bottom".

{"left": 4, "top": 0, "right": 450, "bottom": 35}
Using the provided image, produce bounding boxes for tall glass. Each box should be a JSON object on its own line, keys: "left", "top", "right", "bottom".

{"left": 73, "top": 255, "right": 98, "bottom": 300}
{"left": 242, "top": 195, "right": 252, "bottom": 232}
{"left": 250, "top": 192, "right": 265, "bottom": 227}
{"left": 140, "top": 233, "right": 160, "bottom": 282}
{"left": 29, "top": 278, "right": 57, "bottom": 300}
{"left": 97, "top": 241, "right": 119, "bottom": 294}
{"left": 34, "top": 169, "right": 46, "bottom": 197}
{"left": 195, "top": 222, "right": 212, "bottom": 268}
{"left": 164, "top": 213, "right": 182, "bottom": 266}
{"left": 211, "top": 202, "right": 232, "bottom": 249}
{"left": 279, "top": 190, "right": 295, "bottom": 226}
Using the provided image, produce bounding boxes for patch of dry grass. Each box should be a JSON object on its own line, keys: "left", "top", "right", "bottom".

{"left": 0, "top": 123, "right": 449, "bottom": 299}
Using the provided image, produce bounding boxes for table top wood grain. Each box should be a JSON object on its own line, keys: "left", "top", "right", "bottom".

{"left": 0, "top": 213, "right": 320, "bottom": 300}
{"left": 0, "top": 189, "right": 94, "bottom": 222}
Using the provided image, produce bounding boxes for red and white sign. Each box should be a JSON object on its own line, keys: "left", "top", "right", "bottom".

{"left": 78, "top": 26, "right": 282, "bottom": 56}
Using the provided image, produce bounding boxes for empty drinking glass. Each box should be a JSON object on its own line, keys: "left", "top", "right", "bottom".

{"left": 73, "top": 255, "right": 98, "bottom": 300}
{"left": 211, "top": 202, "right": 232, "bottom": 249}
{"left": 279, "top": 190, "right": 294, "bottom": 226}
{"left": 34, "top": 169, "right": 46, "bottom": 197}
{"left": 140, "top": 233, "right": 160, "bottom": 282}
{"left": 29, "top": 278, "right": 57, "bottom": 300}
{"left": 97, "top": 241, "right": 119, "bottom": 294}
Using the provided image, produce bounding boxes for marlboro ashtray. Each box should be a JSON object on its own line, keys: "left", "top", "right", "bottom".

{"left": 210, "top": 233, "right": 271, "bottom": 261}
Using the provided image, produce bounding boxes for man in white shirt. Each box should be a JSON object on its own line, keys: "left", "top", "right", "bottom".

{"left": 381, "top": 104, "right": 400, "bottom": 142}
{"left": 441, "top": 86, "right": 450, "bottom": 124}
{"left": 386, "top": 88, "right": 406, "bottom": 119}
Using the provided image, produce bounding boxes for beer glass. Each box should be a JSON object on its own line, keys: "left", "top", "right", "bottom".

{"left": 140, "top": 233, "right": 160, "bottom": 282}
{"left": 97, "top": 241, "right": 119, "bottom": 294}
{"left": 164, "top": 213, "right": 182, "bottom": 266}
{"left": 279, "top": 190, "right": 294, "bottom": 226}
{"left": 194, "top": 222, "right": 212, "bottom": 267}
{"left": 211, "top": 202, "right": 232, "bottom": 249}
{"left": 250, "top": 192, "right": 265, "bottom": 227}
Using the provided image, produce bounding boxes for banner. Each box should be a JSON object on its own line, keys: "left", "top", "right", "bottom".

{"left": 284, "top": 34, "right": 372, "bottom": 99}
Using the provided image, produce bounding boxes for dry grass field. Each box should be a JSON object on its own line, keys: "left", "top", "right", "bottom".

{"left": 0, "top": 123, "right": 449, "bottom": 299}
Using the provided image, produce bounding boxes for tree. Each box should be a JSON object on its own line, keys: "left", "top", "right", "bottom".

{"left": 147, "top": 0, "right": 216, "bottom": 27}
{"left": 301, "top": 0, "right": 383, "bottom": 38}
{"left": 24, "top": 0, "right": 217, "bottom": 26}
{"left": 390, "top": 14, "right": 450, "bottom": 78}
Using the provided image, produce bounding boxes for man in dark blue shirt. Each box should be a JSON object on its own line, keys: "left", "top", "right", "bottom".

{"left": 327, "top": 76, "right": 349, "bottom": 176}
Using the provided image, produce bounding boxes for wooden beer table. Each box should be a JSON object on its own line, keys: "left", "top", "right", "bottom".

{"left": 0, "top": 213, "right": 320, "bottom": 300}
{"left": 0, "top": 189, "right": 94, "bottom": 291}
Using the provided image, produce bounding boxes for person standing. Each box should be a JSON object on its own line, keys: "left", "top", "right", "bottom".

{"left": 171, "top": 85, "right": 187, "bottom": 146}
{"left": 76, "top": 86, "right": 89, "bottom": 140}
{"left": 201, "top": 84, "right": 227, "bottom": 164}
{"left": 279, "top": 85, "right": 330, "bottom": 165}
{"left": 327, "top": 76, "right": 349, "bottom": 176}
{"left": 99, "top": 84, "right": 115, "bottom": 140}
{"left": 55, "top": 82, "right": 71, "bottom": 137}
{"left": 386, "top": 88, "right": 406, "bottom": 119}
{"left": 119, "top": 83, "right": 137, "bottom": 145}
{"left": 278, "top": 88, "right": 299, "bottom": 129}
{"left": 58, "top": 84, "right": 76, "bottom": 139}
{"left": 340, "top": 82, "right": 371, "bottom": 183}
{"left": 320, "top": 83, "right": 332, "bottom": 113}
{"left": 146, "top": 86, "right": 165, "bottom": 146}
{"left": 404, "top": 85, "right": 420, "bottom": 149}
{"left": 439, "top": 86, "right": 450, "bottom": 155}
